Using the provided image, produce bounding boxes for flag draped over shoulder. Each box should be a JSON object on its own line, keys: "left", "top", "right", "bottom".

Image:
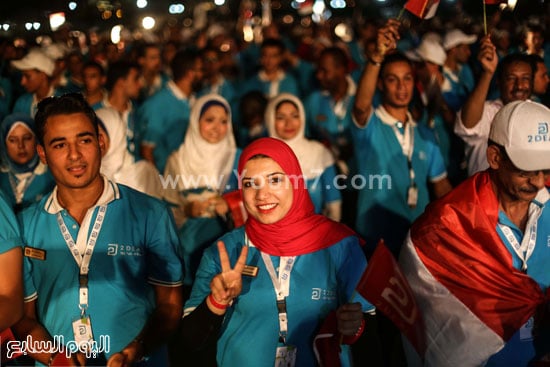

{"left": 404, "top": 0, "right": 440, "bottom": 19}
{"left": 400, "top": 171, "right": 545, "bottom": 366}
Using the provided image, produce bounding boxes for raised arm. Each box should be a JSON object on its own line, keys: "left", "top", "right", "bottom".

{"left": 459, "top": 35, "right": 498, "bottom": 129}
{"left": 353, "top": 19, "right": 400, "bottom": 126}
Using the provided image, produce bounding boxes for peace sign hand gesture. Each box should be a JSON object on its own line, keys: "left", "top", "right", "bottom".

{"left": 207, "top": 241, "right": 249, "bottom": 315}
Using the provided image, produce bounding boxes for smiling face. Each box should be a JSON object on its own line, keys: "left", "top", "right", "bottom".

{"left": 379, "top": 60, "right": 414, "bottom": 109}
{"left": 199, "top": 104, "right": 229, "bottom": 144}
{"left": 6, "top": 124, "right": 36, "bottom": 165}
{"left": 37, "top": 112, "right": 104, "bottom": 191}
{"left": 488, "top": 144, "right": 548, "bottom": 203}
{"left": 241, "top": 157, "right": 294, "bottom": 224}
{"left": 274, "top": 101, "right": 301, "bottom": 140}
{"left": 499, "top": 61, "right": 533, "bottom": 104}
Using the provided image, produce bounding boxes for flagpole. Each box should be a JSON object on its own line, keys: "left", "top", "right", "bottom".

{"left": 397, "top": 6, "right": 406, "bottom": 21}
{"left": 483, "top": 0, "right": 488, "bottom": 35}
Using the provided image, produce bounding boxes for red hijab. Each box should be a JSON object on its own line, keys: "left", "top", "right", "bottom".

{"left": 239, "top": 137, "right": 360, "bottom": 256}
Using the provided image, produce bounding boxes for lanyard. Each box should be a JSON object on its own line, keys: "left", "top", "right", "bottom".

{"left": 391, "top": 122, "right": 416, "bottom": 186}
{"left": 498, "top": 204, "right": 542, "bottom": 272}
{"left": 57, "top": 205, "right": 107, "bottom": 316}
{"left": 8, "top": 172, "right": 36, "bottom": 204}
{"left": 260, "top": 252, "right": 296, "bottom": 344}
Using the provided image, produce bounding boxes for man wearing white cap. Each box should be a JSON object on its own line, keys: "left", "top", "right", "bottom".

{"left": 11, "top": 48, "right": 59, "bottom": 117}
{"left": 401, "top": 100, "right": 550, "bottom": 366}
{"left": 441, "top": 29, "right": 477, "bottom": 112}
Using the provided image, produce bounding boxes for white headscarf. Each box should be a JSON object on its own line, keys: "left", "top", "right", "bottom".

{"left": 165, "top": 94, "right": 237, "bottom": 191}
{"left": 265, "top": 93, "right": 334, "bottom": 180}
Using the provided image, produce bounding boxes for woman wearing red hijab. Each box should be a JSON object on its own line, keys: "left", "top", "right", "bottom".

{"left": 180, "top": 137, "right": 375, "bottom": 366}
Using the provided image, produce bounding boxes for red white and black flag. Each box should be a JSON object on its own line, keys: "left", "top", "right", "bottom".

{"left": 404, "top": 0, "right": 440, "bottom": 19}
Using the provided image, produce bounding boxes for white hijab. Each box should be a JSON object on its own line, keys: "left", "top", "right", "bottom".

{"left": 165, "top": 94, "right": 237, "bottom": 191}
{"left": 265, "top": 93, "right": 334, "bottom": 180}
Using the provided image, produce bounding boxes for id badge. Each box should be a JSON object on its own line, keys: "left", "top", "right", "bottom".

{"left": 519, "top": 317, "right": 534, "bottom": 341}
{"left": 275, "top": 345, "right": 297, "bottom": 367}
{"left": 72, "top": 316, "right": 94, "bottom": 348}
{"left": 407, "top": 185, "right": 418, "bottom": 208}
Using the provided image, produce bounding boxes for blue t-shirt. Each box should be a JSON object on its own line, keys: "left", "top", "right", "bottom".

{"left": 0, "top": 165, "right": 55, "bottom": 213}
{"left": 242, "top": 72, "right": 300, "bottom": 99}
{"left": 306, "top": 165, "right": 342, "bottom": 214}
{"left": 0, "top": 191, "right": 22, "bottom": 253}
{"left": 304, "top": 91, "right": 356, "bottom": 171}
{"left": 19, "top": 181, "right": 182, "bottom": 365}
{"left": 185, "top": 226, "right": 374, "bottom": 367}
{"left": 138, "top": 85, "right": 192, "bottom": 173}
{"left": 352, "top": 108, "right": 447, "bottom": 256}
{"left": 487, "top": 191, "right": 550, "bottom": 366}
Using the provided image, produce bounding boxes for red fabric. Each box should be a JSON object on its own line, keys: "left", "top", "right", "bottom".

{"left": 410, "top": 171, "right": 545, "bottom": 341}
{"left": 355, "top": 240, "right": 426, "bottom": 356}
{"left": 238, "top": 137, "right": 360, "bottom": 256}
{"left": 404, "top": 0, "right": 440, "bottom": 19}
{"left": 51, "top": 352, "right": 73, "bottom": 366}
{"left": 222, "top": 190, "right": 247, "bottom": 228}
{"left": 313, "top": 310, "right": 342, "bottom": 367}
{"left": 484, "top": 0, "right": 505, "bottom": 4}
{"left": 1, "top": 328, "right": 22, "bottom": 361}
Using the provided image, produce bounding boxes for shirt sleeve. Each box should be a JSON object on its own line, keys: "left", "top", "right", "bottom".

{"left": 0, "top": 195, "right": 22, "bottom": 253}
{"left": 145, "top": 203, "right": 183, "bottom": 286}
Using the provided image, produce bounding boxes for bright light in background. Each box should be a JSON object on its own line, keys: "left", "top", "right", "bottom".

{"left": 214, "top": 0, "right": 225, "bottom": 5}
{"left": 375, "top": 0, "right": 386, "bottom": 2}
{"left": 169, "top": 4, "right": 184, "bottom": 14}
{"left": 68, "top": 2, "right": 77, "bottom": 10}
{"left": 141, "top": 16, "right": 155, "bottom": 30}
{"left": 334, "top": 23, "right": 352, "bottom": 42}
{"left": 507, "top": 0, "right": 518, "bottom": 10}
{"left": 2, "top": 24, "right": 9, "bottom": 31}
{"left": 136, "top": 0, "right": 148, "bottom": 9}
{"left": 25, "top": 23, "right": 32, "bottom": 31}
{"left": 49, "top": 12, "right": 66, "bottom": 31}
{"left": 243, "top": 24, "right": 253, "bottom": 42}
{"left": 33, "top": 22, "right": 41, "bottom": 30}
{"left": 111, "top": 25, "right": 122, "bottom": 44}
{"left": 312, "top": 0, "right": 325, "bottom": 15}
{"left": 330, "top": 0, "right": 346, "bottom": 8}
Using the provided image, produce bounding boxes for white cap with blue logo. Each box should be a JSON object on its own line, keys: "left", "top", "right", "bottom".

{"left": 489, "top": 100, "right": 550, "bottom": 171}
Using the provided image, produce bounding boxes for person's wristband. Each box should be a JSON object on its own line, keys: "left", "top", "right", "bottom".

{"left": 367, "top": 57, "right": 383, "bottom": 67}
{"left": 208, "top": 293, "right": 229, "bottom": 310}
{"left": 342, "top": 318, "right": 365, "bottom": 345}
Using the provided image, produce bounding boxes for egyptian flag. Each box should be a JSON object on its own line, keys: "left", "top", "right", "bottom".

{"left": 404, "top": 0, "right": 440, "bottom": 19}
{"left": 399, "top": 172, "right": 547, "bottom": 365}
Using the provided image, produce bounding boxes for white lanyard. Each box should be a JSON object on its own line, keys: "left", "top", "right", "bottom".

{"left": 260, "top": 252, "right": 296, "bottom": 344}
{"left": 391, "top": 122, "right": 416, "bottom": 185}
{"left": 56, "top": 205, "right": 107, "bottom": 316}
{"left": 498, "top": 204, "right": 542, "bottom": 272}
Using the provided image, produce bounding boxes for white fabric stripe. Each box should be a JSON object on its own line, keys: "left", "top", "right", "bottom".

{"left": 400, "top": 232, "right": 505, "bottom": 367}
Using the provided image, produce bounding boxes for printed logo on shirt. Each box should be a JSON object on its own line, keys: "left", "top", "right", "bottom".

{"left": 418, "top": 150, "right": 427, "bottom": 161}
{"left": 311, "top": 288, "right": 337, "bottom": 301}
{"left": 106, "top": 244, "right": 143, "bottom": 257}
{"left": 547, "top": 236, "right": 550, "bottom": 247}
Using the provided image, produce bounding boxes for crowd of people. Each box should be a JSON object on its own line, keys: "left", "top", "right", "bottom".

{"left": 0, "top": 4, "right": 549, "bottom": 366}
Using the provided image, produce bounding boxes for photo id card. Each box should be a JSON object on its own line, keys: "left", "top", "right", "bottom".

{"left": 275, "top": 345, "right": 296, "bottom": 367}
{"left": 72, "top": 315, "right": 94, "bottom": 348}
{"left": 519, "top": 317, "right": 534, "bottom": 341}
{"left": 407, "top": 185, "right": 418, "bottom": 208}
